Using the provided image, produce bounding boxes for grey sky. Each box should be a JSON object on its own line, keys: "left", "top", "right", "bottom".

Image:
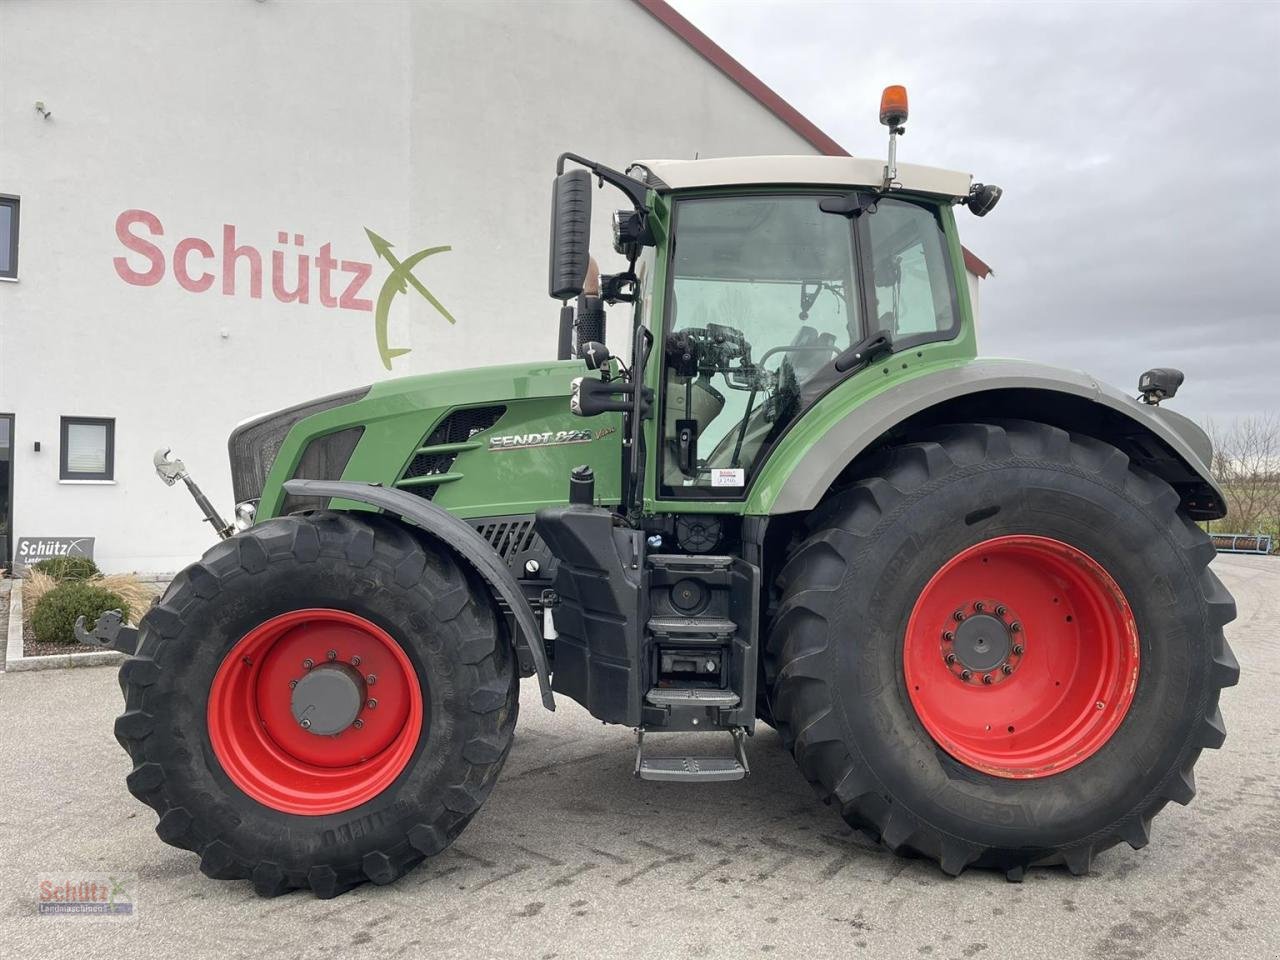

{"left": 671, "top": 0, "right": 1280, "bottom": 425}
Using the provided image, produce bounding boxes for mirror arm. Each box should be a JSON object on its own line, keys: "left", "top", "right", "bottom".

{"left": 556, "top": 152, "right": 650, "bottom": 210}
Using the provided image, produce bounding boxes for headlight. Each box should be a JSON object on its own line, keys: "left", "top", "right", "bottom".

{"left": 611, "top": 209, "right": 650, "bottom": 259}
{"left": 611, "top": 210, "right": 626, "bottom": 254}
{"left": 233, "top": 500, "right": 258, "bottom": 532}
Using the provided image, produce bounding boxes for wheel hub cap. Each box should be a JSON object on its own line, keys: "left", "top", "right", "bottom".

{"left": 291, "top": 663, "right": 367, "bottom": 735}
{"left": 951, "top": 613, "right": 1011, "bottom": 673}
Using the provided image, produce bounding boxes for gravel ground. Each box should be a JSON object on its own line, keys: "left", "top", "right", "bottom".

{"left": 0, "top": 555, "right": 1276, "bottom": 960}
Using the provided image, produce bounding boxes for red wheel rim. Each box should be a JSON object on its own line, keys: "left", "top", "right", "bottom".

{"left": 208, "top": 609, "right": 423, "bottom": 815}
{"left": 904, "top": 535, "right": 1139, "bottom": 779}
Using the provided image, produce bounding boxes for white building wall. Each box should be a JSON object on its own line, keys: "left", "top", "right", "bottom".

{"left": 0, "top": 0, "right": 820, "bottom": 572}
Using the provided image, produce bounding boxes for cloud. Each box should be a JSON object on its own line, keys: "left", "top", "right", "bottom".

{"left": 670, "top": 0, "right": 1280, "bottom": 422}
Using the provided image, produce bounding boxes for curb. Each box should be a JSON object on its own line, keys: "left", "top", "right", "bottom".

{"left": 2, "top": 577, "right": 170, "bottom": 673}
{"left": 4, "top": 579, "right": 22, "bottom": 670}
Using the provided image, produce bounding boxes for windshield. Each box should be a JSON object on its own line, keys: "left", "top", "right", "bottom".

{"left": 660, "top": 195, "right": 860, "bottom": 495}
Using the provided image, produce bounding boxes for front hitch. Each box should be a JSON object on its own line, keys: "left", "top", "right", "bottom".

{"left": 74, "top": 609, "right": 139, "bottom": 655}
{"left": 154, "top": 448, "right": 233, "bottom": 539}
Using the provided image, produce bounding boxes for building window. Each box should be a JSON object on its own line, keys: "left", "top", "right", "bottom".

{"left": 0, "top": 195, "right": 18, "bottom": 280}
{"left": 60, "top": 417, "right": 115, "bottom": 481}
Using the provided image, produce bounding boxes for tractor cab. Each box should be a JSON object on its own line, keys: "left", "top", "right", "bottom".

{"left": 550, "top": 86, "right": 996, "bottom": 518}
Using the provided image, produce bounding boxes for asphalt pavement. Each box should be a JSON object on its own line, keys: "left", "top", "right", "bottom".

{"left": 1, "top": 554, "right": 1276, "bottom": 960}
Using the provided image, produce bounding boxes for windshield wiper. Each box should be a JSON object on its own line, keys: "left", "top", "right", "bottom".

{"left": 833, "top": 329, "right": 894, "bottom": 373}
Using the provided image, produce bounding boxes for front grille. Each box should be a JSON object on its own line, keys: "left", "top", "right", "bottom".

{"left": 279, "top": 427, "right": 365, "bottom": 515}
{"left": 400, "top": 405, "right": 505, "bottom": 500}
{"left": 228, "top": 386, "right": 369, "bottom": 503}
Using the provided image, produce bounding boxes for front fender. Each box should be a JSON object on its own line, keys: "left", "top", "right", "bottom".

{"left": 760, "top": 359, "right": 1225, "bottom": 519}
{"left": 283, "top": 478, "right": 554, "bottom": 710}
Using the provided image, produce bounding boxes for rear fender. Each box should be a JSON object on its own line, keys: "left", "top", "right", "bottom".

{"left": 283, "top": 478, "right": 554, "bottom": 710}
{"left": 764, "top": 360, "right": 1226, "bottom": 520}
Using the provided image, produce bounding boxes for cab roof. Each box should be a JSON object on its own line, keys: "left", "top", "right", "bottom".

{"left": 637, "top": 155, "right": 973, "bottom": 200}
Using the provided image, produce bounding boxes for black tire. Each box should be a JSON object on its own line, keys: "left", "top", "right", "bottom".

{"left": 115, "top": 511, "right": 517, "bottom": 898}
{"left": 766, "top": 420, "right": 1238, "bottom": 879}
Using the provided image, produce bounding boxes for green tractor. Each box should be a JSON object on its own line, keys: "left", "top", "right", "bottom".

{"left": 92, "top": 89, "right": 1237, "bottom": 897}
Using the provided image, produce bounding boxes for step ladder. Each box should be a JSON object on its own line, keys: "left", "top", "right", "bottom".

{"left": 634, "top": 726, "right": 750, "bottom": 782}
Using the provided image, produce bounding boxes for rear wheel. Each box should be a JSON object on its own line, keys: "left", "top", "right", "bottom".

{"left": 115, "top": 511, "right": 517, "bottom": 897}
{"left": 766, "top": 421, "right": 1238, "bottom": 879}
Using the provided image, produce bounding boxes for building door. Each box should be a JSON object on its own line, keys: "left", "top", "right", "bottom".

{"left": 1, "top": 414, "right": 12, "bottom": 567}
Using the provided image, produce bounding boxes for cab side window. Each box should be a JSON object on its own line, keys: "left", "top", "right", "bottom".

{"left": 866, "top": 199, "right": 957, "bottom": 339}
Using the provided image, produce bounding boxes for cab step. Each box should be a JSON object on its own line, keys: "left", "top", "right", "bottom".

{"left": 645, "top": 688, "right": 740, "bottom": 707}
{"left": 634, "top": 727, "right": 750, "bottom": 782}
{"left": 646, "top": 616, "right": 737, "bottom": 640}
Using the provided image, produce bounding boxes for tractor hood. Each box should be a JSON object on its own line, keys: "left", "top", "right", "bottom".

{"left": 245, "top": 360, "right": 624, "bottom": 523}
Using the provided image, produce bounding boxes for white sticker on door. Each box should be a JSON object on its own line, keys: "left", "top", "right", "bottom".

{"left": 710, "top": 468, "right": 745, "bottom": 488}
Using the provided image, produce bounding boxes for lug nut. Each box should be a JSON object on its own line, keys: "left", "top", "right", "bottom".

{"left": 943, "top": 630, "right": 955, "bottom": 642}
{"left": 327, "top": 649, "right": 337, "bottom": 661}
{"left": 299, "top": 718, "right": 311, "bottom": 729}
{"left": 982, "top": 673, "right": 992, "bottom": 684}
{"left": 960, "top": 670, "right": 972, "bottom": 681}
{"left": 1013, "top": 644, "right": 1024, "bottom": 655}
{"left": 953, "top": 610, "right": 966, "bottom": 622}
{"left": 1010, "top": 622, "right": 1022, "bottom": 633}
{"left": 974, "top": 601, "right": 985, "bottom": 613}
{"left": 367, "top": 698, "right": 378, "bottom": 710}
{"left": 350, "top": 656, "right": 362, "bottom": 667}
{"left": 302, "top": 658, "right": 314, "bottom": 670}
{"left": 353, "top": 718, "right": 364, "bottom": 729}
{"left": 367, "top": 674, "right": 377, "bottom": 685}
{"left": 995, "top": 605, "right": 1007, "bottom": 617}
{"left": 1001, "top": 664, "right": 1013, "bottom": 675}
{"left": 945, "top": 653, "right": 957, "bottom": 665}
{"left": 289, "top": 679, "right": 297, "bottom": 689}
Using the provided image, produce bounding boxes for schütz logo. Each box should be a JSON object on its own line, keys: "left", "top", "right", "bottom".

{"left": 365, "top": 229, "right": 455, "bottom": 370}
{"left": 112, "top": 211, "right": 455, "bottom": 370}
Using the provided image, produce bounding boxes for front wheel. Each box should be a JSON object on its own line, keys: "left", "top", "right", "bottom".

{"left": 766, "top": 421, "right": 1238, "bottom": 879}
{"left": 115, "top": 512, "right": 517, "bottom": 897}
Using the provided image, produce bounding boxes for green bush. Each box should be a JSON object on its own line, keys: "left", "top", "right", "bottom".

{"left": 32, "top": 555, "right": 101, "bottom": 582}
{"left": 31, "top": 582, "right": 130, "bottom": 645}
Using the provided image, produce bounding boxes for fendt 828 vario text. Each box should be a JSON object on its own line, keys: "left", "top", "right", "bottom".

{"left": 85, "top": 88, "right": 1238, "bottom": 897}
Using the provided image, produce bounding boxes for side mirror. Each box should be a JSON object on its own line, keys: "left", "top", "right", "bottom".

{"left": 548, "top": 168, "right": 593, "bottom": 300}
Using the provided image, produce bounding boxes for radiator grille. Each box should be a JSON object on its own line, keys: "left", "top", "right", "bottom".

{"left": 399, "top": 405, "right": 505, "bottom": 500}
{"left": 227, "top": 386, "right": 368, "bottom": 503}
